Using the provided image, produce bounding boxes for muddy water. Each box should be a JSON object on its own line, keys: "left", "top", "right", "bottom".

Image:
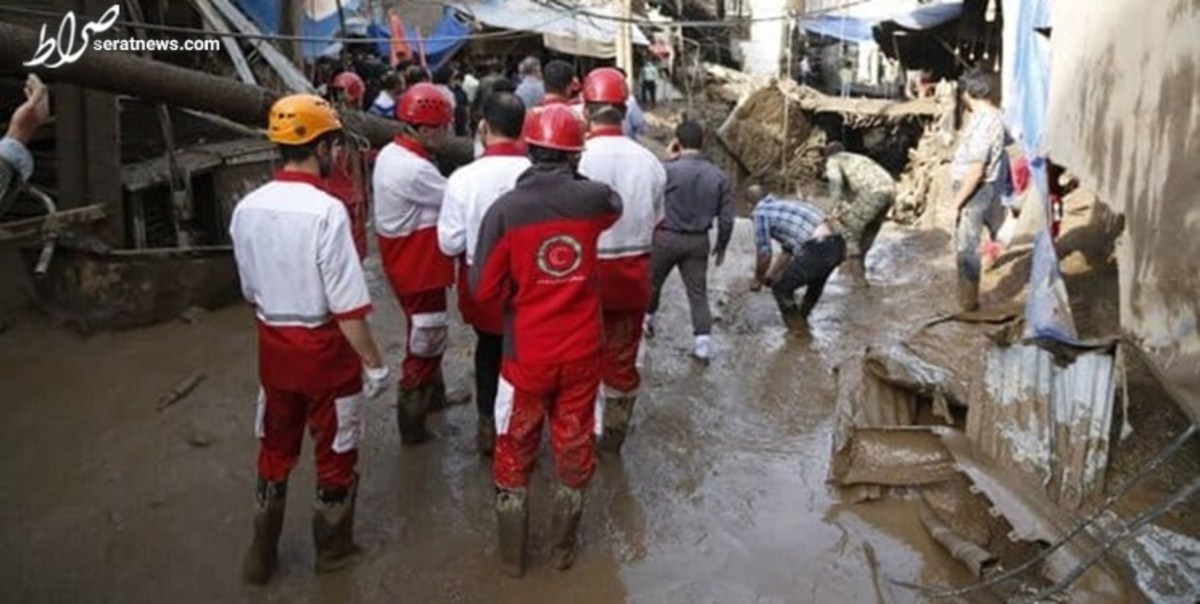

{"left": 0, "top": 222, "right": 976, "bottom": 602}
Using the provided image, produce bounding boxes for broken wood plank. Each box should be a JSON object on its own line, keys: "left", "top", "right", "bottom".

{"left": 0, "top": 204, "right": 107, "bottom": 245}
{"left": 207, "top": 0, "right": 313, "bottom": 93}
{"left": 191, "top": 0, "right": 258, "bottom": 85}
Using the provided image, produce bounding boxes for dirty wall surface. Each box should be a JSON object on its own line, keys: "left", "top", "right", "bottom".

{"left": 1043, "top": 0, "right": 1200, "bottom": 421}
{"left": 0, "top": 221, "right": 979, "bottom": 602}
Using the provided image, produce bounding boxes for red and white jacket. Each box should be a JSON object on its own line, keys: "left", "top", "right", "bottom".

{"left": 438, "top": 141, "right": 531, "bottom": 333}
{"left": 373, "top": 137, "right": 455, "bottom": 295}
{"left": 471, "top": 164, "right": 621, "bottom": 365}
{"left": 578, "top": 127, "right": 666, "bottom": 310}
{"left": 229, "top": 170, "right": 372, "bottom": 394}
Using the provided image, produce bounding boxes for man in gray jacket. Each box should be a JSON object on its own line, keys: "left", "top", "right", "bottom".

{"left": 1, "top": 74, "right": 50, "bottom": 216}
{"left": 644, "top": 120, "right": 734, "bottom": 364}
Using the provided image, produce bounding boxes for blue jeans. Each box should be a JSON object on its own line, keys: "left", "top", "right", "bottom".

{"left": 954, "top": 182, "right": 1003, "bottom": 287}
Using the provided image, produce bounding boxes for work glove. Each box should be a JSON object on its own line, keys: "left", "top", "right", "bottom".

{"left": 363, "top": 365, "right": 392, "bottom": 399}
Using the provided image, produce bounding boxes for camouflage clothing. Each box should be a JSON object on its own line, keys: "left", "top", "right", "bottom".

{"left": 825, "top": 151, "right": 896, "bottom": 258}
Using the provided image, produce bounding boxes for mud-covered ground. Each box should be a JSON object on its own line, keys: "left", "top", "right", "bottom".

{"left": 0, "top": 220, "right": 989, "bottom": 603}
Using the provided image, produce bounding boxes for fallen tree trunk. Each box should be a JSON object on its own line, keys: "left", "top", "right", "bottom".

{"left": 0, "top": 22, "right": 399, "bottom": 147}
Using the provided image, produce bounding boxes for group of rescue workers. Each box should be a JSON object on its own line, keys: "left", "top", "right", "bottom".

{"left": 226, "top": 62, "right": 903, "bottom": 584}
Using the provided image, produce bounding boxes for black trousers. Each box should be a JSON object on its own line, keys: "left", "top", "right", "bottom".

{"left": 771, "top": 235, "right": 846, "bottom": 317}
{"left": 474, "top": 328, "right": 502, "bottom": 418}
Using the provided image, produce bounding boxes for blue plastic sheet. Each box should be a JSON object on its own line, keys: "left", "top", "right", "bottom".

{"left": 800, "top": 0, "right": 963, "bottom": 43}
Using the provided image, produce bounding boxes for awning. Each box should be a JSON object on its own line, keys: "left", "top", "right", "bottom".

{"left": 801, "top": 0, "right": 963, "bottom": 44}
{"left": 450, "top": 0, "right": 649, "bottom": 59}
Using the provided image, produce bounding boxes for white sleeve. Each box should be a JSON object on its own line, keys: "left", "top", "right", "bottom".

{"left": 408, "top": 162, "right": 448, "bottom": 207}
{"left": 228, "top": 208, "right": 256, "bottom": 303}
{"left": 318, "top": 203, "right": 372, "bottom": 316}
{"left": 437, "top": 178, "right": 467, "bottom": 257}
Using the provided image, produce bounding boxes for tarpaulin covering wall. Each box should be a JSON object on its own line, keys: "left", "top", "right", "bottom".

{"left": 1043, "top": 0, "right": 1200, "bottom": 421}
{"left": 1000, "top": 0, "right": 1078, "bottom": 343}
{"left": 800, "top": 0, "right": 963, "bottom": 43}
{"left": 449, "top": 0, "right": 649, "bottom": 59}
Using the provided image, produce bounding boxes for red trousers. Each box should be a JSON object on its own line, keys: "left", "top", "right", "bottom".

{"left": 398, "top": 288, "right": 448, "bottom": 389}
{"left": 493, "top": 356, "right": 602, "bottom": 490}
{"left": 602, "top": 309, "right": 645, "bottom": 395}
{"left": 257, "top": 383, "right": 363, "bottom": 490}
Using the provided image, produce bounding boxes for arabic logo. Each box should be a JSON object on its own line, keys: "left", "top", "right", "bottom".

{"left": 24, "top": 5, "right": 120, "bottom": 68}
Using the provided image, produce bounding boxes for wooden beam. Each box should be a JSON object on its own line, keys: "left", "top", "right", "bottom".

{"left": 207, "top": 0, "right": 314, "bottom": 93}
{"left": 191, "top": 0, "right": 258, "bottom": 85}
{"left": 0, "top": 204, "right": 108, "bottom": 245}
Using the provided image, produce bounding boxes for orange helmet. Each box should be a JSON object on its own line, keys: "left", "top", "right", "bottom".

{"left": 268, "top": 94, "right": 343, "bottom": 146}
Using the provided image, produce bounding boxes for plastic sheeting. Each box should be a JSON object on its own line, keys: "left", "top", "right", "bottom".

{"left": 800, "top": 0, "right": 963, "bottom": 43}
{"left": 234, "top": 0, "right": 469, "bottom": 61}
{"left": 449, "top": 0, "right": 649, "bottom": 59}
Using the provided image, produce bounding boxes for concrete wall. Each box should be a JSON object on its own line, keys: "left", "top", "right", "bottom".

{"left": 1044, "top": 0, "right": 1200, "bottom": 420}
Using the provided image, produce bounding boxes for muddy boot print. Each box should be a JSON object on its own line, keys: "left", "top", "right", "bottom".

{"left": 242, "top": 478, "right": 287, "bottom": 585}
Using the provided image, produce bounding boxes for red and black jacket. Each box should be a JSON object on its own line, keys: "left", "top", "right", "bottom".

{"left": 471, "top": 164, "right": 622, "bottom": 365}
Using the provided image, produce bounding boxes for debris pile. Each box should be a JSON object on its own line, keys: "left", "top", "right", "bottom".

{"left": 891, "top": 125, "right": 956, "bottom": 226}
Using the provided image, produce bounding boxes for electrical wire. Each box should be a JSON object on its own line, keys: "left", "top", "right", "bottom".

{"left": 534, "top": 0, "right": 881, "bottom": 27}
{"left": 887, "top": 423, "right": 1198, "bottom": 598}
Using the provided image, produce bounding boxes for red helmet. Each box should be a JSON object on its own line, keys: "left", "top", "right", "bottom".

{"left": 523, "top": 105, "right": 585, "bottom": 152}
{"left": 397, "top": 82, "right": 452, "bottom": 127}
{"left": 330, "top": 71, "right": 365, "bottom": 107}
{"left": 582, "top": 67, "right": 628, "bottom": 104}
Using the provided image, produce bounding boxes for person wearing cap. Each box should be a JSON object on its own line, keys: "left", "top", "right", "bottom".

{"left": 645, "top": 120, "right": 734, "bottom": 364}
{"left": 820, "top": 141, "right": 896, "bottom": 286}
{"left": 230, "top": 94, "right": 390, "bottom": 584}
{"left": 373, "top": 82, "right": 456, "bottom": 445}
{"left": 577, "top": 67, "right": 666, "bottom": 455}
{"left": 750, "top": 195, "right": 846, "bottom": 333}
{"left": 1, "top": 74, "right": 50, "bottom": 216}
{"left": 437, "top": 91, "right": 531, "bottom": 456}
{"left": 950, "top": 70, "right": 1007, "bottom": 311}
{"left": 472, "top": 105, "right": 622, "bottom": 577}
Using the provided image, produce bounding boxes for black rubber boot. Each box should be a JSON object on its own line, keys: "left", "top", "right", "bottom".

{"left": 496, "top": 488, "right": 528, "bottom": 578}
{"left": 549, "top": 485, "right": 584, "bottom": 570}
{"left": 312, "top": 476, "right": 361, "bottom": 574}
{"left": 242, "top": 477, "right": 287, "bottom": 585}
{"left": 477, "top": 416, "right": 496, "bottom": 457}
{"left": 396, "top": 385, "right": 432, "bottom": 445}
{"left": 598, "top": 396, "right": 636, "bottom": 454}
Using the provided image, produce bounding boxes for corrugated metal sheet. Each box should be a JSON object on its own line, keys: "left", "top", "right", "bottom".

{"left": 966, "top": 342, "right": 1117, "bottom": 509}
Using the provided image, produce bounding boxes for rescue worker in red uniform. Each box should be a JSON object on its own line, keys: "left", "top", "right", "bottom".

{"left": 373, "top": 82, "right": 456, "bottom": 444}
{"left": 472, "top": 105, "right": 622, "bottom": 577}
{"left": 230, "top": 95, "right": 391, "bottom": 584}
{"left": 578, "top": 67, "right": 667, "bottom": 454}
{"left": 327, "top": 71, "right": 372, "bottom": 260}
{"left": 437, "top": 91, "right": 531, "bottom": 455}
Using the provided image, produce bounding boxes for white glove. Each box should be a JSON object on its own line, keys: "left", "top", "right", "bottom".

{"left": 363, "top": 365, "right": 392, "bottom": 399}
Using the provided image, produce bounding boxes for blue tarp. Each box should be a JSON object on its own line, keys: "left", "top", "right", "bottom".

{"left": 1000, "top": 0, "right": 1077, "bottom": 343}
{"left": 801, "top": 0, "right": 963, "bottom": 44}
{"left": 233, "top": 0, "right": 469, "bottom": 62}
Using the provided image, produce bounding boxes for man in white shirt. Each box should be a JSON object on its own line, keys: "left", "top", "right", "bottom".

{"left": 373, "top": 83, "right": 457, "bottom": 445}
{"left": 577, "top": 67, "right": 666, "bottom": 454}
{"left": 437, "top": 92, "right": 531, "bottom": 456}
{"left": 230, "top": 94, "right": 389, "bottom": 584}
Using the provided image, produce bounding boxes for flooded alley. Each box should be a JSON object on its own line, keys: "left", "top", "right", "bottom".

{"left": 0, "top": 224, "right": 980, "bottom": 603}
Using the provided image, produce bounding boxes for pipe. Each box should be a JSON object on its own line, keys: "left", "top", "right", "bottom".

{"left": 23, "top": 184, "right": 58, "bottom": 278}
{"left": 0, "top": 21, "right": 401, "bottom": 148}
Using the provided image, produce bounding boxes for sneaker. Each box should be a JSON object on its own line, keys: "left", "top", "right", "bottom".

{"left": 693, "top": 335, "right": 711, "bottom": 364}
{"left": 643, "top": 314, "right": 656, "bottom": 339}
